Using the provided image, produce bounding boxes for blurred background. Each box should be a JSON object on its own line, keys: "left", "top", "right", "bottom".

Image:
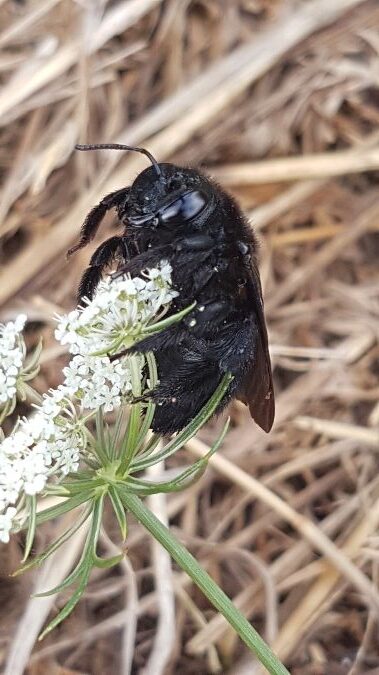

{"left": 0, "top": 0, "right": 379, "bottom": 673}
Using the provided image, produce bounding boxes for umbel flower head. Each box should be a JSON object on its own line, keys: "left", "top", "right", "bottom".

{"left": 0, "top": 262, "right": 182, "bottom": 541}
{"left": 55, "top": 262, "right": 177, "bottom": 357}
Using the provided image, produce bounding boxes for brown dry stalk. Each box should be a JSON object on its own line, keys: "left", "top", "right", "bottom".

{"left": 208, "top": 146, "right": 379, "bottom": 185}
{"left": 0, "top": 0, "right": 164, "bottom": 122}
{"left": 294, "top": 416, "right": 379, "bottom": 448}
{"left": 187, "top": 479, "right": 379, "bottom": 655}
{"left": 4, "top": 516, "right": 89, "bottom": 675}
{"left": 269, "top": 219, "right": 379, "bottom": 247}
{"left": 185, "top": 437, "right": 379, "bottom": 616}
{"left": 261, "top": 496, "right": 379, "bottom": 665}
{"left": 265, "top": 200, "right": 379, "bottom": 312}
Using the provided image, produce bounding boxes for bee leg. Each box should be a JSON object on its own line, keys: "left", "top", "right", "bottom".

{"left": 120, "top": 236, "right": 137, "bottom": 263}
{"left": 202, "top": 318, "right": 256, "bottom": 390}
{"left": 78, "top": 235, "right": 124, "bottom": 300}
{"left": 109, "top": 326, "right": 187, "bottom": 362}
{"left": 149, "top": 350, "right": 221, "bottom": 434}
{"left": 175, "top": 234, "right": 214, "bottom": 251}
{"left": 68, "top": 187, "right": 130, "bottom": 257}
{"left": 113, "top": 247, "right": 170, "bottom": 279}
{"left": 129, "top": 392, "right": 153, "bottom": 404}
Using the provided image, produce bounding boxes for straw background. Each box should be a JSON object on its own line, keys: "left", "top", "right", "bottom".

{"left": 0, "top": 1, "right": 379, "bottom": 673}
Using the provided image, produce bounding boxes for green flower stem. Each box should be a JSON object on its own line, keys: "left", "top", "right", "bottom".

{"left": 120, "top": 492, "right": 289, "bottom": 675}
{"left": 95, "top": 408, "right": 110, "bottom": 465}
{"left": 117, "top": 355, "right": 142, "bottom": 477}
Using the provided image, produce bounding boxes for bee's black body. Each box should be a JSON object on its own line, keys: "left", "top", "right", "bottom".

{"left": 70, "top": 157, "right": 275, "bottom": 434}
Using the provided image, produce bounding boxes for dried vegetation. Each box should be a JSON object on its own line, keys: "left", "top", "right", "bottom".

{"left": 0, "top": 0, "right": 379, "bottom": 673}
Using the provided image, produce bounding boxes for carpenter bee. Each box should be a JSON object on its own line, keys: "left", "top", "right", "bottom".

{"left": 68, "top": 143, "right": 275, "bottom": 434}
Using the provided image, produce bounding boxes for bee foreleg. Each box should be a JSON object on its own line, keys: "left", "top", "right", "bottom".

{"left": 68, "top": 187, "right": 130, "bottom": 256}
{"left": 78, "top": 235, "right": 124, "bottom": 300}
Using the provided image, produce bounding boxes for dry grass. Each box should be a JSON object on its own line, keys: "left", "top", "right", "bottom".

{"left": 0, "top": 0, "right": 379, "bottom": 673}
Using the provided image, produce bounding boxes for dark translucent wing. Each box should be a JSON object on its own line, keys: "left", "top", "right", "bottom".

{"left": 237, "top": 257, "right": 275, "bottom": 432}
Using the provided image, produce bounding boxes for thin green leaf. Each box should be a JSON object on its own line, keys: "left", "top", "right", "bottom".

{"left": 133, "top": 352, "right": 157, "bottom": 453}
{"left": 89, "top": 495, "right": 105, "bottom": 557}
{"left": 24, "top": 337, "right": 43, "bottom": 373}
{"left": 34, "top": 558, "right": 87, "bottom": 597}
{"left": 109, "top": 486, "right": 128, "bottom": 540}
{"left": 21, "top": 496, "right": 37, "bottom": 563}
{"left": 202, "top": 417, "right": 230, "bottom": 460}
{"left": 131, "top": 373, "right": 233, "bottom": 472}
{"left": 60, "top": 478, "right": 105, "bottom": 494}
{"left": 122, "top": 464, "right": 207, "bottom": 495}
{"left": 110, "top": 406, "right": 128, "bottom": 461}
{"left": 134, "top": 401, "right": 155, "bottom": 451}
{"left": 15, "top": 506, "right": 91, "bottom": 576}
{"left": 93, "top": 552, "right": 123, "bottom": 569}
{"left": 36, "top": 492, "right": 94, "bottom": 525}
{"left": 146, "top": 351, "right": 158, "bottom": 388}
{"left": 38, "top": 564, "right": 91, "bottom": 640}
{"left": 42, "top": 485, "right": 71, "bottom": 497}
{"left": 136, "top": 433, "right": 161, "bottom": 461}
{"left": 104, "top": 422, "right": 113, "bottom": 456}
{"left": 120, "top": 420, "right": 229, "bottom": 496}
{"left": 88, "top": 494, "right": 122, "bottom": 568}
{"left": 64, "top": 469, "right": 97, "bottom": 480}
{"left": 94, "top": 407, "right": 109, "bottom": 465}
{"left": 117, "top": 358, "right": 143, "bottom": 475}
{"left": 35, "top": 500, "right": 99, "bottom": 597}
{"left": 117, "top": 404, "right": 140, "bottom": 475}
{"left": 141, "top": 302, "right": 196, "bottom": 335}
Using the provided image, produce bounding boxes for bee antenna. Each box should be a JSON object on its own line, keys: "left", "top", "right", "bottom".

{"left": 75, "top": 143, "right": 163, "bottom": 179}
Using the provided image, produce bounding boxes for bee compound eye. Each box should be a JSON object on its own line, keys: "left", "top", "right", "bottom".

{"left": 159, "top": 190, "right": 207, "bottom": 225}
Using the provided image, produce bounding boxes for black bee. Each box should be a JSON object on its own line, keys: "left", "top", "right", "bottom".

{"left": 68, "top": 143, "right": 274, "bottom": 435}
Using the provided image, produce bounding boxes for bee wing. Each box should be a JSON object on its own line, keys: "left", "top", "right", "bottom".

{"left": 237, "top": 258, "right": 275, "bottom": 432}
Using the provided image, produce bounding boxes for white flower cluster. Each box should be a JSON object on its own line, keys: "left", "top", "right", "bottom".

{"left": 0, "top": 262, "right": 178, "bottom": 542}
{"left": 0, "top": 314, "right": 27, "bottom": 407}
{"left": 0, "top": 390, "right": 85, "bottom": 541}
{"left": 55, "top": 262, "right": 177, "bottom": 413}
{"left": 55, "top": 262, "right": 176, "bottom": 356}
{"left": 63, "top": 355, "right": 132, "bottom": 413}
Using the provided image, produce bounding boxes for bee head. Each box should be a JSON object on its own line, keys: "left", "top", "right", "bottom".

{"left": 129, "top": 163, "right": 213, "bottom": 230}
{"left": 75, "top": 144, "right": 213, "bottom": 230}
